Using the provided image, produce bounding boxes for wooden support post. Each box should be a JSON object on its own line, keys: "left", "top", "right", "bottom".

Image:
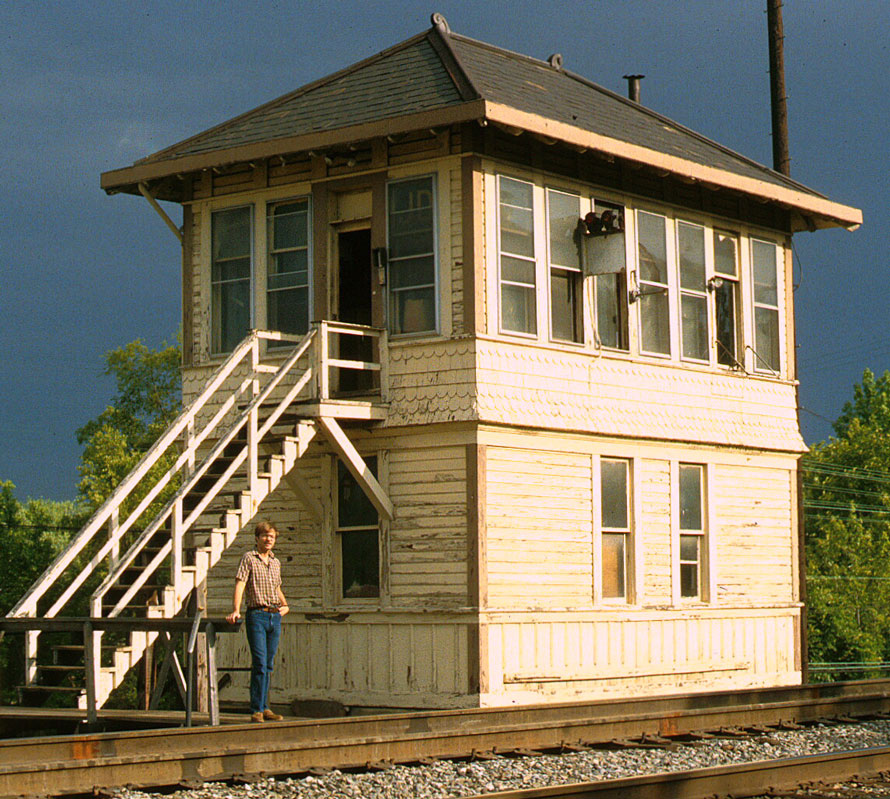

{"left": 24, "top": 628, "right": 38, "bottom": 685}
{"left": 206, "top": 623, "right": 220, "bottom": 726}
{"left": 108, "top": 506, "right": 120, "bottom": 572}
{"left": 249, "top": 337, "right": 260, "bottom": 502}
{"left": 172, "top": 498, "right": 183, "bottom": 599}
{"left": 83, "top": 621, "right": 98, "bottom": 725}
{"left": 318, "top": 321, "right": 330, "bottom": 399}
{"left": 318, "top": 416, "right": 394, "bottom": 520}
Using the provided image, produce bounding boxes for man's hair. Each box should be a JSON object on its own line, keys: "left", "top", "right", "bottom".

{"left": 254, "top": 521, "right": 278, "bottom": 538}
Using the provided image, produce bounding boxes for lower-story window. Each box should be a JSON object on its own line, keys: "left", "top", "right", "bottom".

{"left": 600, "top": 457, "right": 631, "bottom": 600}
{"left": 336, "top": 456, "right": 380, "bottom": 599}
{"left": 678, "top": 463, "right": 706, "bottom": 599}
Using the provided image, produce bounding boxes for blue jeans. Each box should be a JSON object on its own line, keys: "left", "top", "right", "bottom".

{"left": 245, "top": 609, "right": 281, "bottom": 713}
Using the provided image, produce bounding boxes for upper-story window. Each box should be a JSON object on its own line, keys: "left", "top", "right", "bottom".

{"left": 498, "top": 176, "right": 537, "bottom": 335}
{"left": 636, "top": 211, "right": 671, "bottom": 355}
{"left": 211, "top": 206, "right": 252, "bottom": 354}
{"left": 678, "top": 221, "right": 709, "bottom": 362}
{"left": 547, "top": 189, "right": 583, "bottom": 342}
{"left": 388, "top": 176, "right": 437, "bottom": 335}
{"left": 752, "top": 239, "right": 781, "bottom": 373}
{"left": 713, "top": 231, "right": 741, "bottom": 367}
{"left": 267, "top": 199, "right": 310, "bottom": 341}
{"left": 593, "top": 200, "right": 629, "bottom": 351}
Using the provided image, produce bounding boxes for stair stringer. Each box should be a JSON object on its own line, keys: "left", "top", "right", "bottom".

{"left": 81, "top": 429, "right": 308, "bottom": 710}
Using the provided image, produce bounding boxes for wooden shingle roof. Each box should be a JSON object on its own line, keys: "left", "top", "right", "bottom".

{"left": 101, "top": 16, "right": 861, "bottom": 230}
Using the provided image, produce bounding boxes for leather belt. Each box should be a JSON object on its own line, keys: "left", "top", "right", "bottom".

{"left": 248, "top": 605, "right": 280, "bottom": 613}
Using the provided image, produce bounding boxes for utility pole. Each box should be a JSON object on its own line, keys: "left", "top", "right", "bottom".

{"left": 767, "top": 0, "right": 791, "bottom": 175}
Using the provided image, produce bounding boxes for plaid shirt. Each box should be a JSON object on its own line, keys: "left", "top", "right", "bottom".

{"left": 236, "top": 549, "right": 282, "bottom": 609}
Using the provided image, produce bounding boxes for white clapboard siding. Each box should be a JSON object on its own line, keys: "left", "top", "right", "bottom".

{"left": 713, "top": 464, "right": 794, "bottom": 604}
{"left": 486, "top": 446, "right": 593, "bottom": 609}
{"left": 639, "top": 458, "right": 671, "bottom": 601}
{"left": 388, "top": 444, "right": 468, "bottom": 602}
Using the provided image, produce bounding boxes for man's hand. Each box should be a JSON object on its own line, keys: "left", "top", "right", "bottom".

{"left": 226, "top": 610, "right": 241, "bottom": 624}
{"left": 279, "top": 605, "right": 289, "bottom": 617}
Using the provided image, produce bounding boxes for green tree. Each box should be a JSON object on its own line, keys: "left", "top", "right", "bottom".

{"left": 804, "top": 368, "right": 890, "bottom": 678}
{"left": 0, "top": 481, "right": 84, "bottom": 700}
{"left": 76, "top": 339, "right": 181, "bottom": 510}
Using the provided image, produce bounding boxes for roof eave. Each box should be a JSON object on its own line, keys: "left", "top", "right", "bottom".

{"left": 101, "top": 98, "right": 489, "bottom": 195}
{"left": 484, "top": 102, "right": 862, "bottom": 232}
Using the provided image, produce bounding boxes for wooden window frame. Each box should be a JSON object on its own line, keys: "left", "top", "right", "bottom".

{"left": 672, "top": 461, "right": 711, "bottom": 604}
{"left": 334, "top": 454, "right": 381, "bottom": 603}
{"left": 386, "top": 174, "right": 439, "bottom": 337}
{"left": 210, "top": 204, "right": 254, "bottom": 355}
{"left": 265, "top": 196, "right": 313, "bottom": 344}
{"left": 750, "top": 237, "right": 782, "bottom": 375}
{"left": 596, "top": 456, "right": 635, "bottom": 605}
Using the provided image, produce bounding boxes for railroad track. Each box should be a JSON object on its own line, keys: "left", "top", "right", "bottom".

{"left": 4, "top": 680, "right": 890, "bottom": 798}
{"left": 460, "top": 747, "right": 890, "bottom": 798}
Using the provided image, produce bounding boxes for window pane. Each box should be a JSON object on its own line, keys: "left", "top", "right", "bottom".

{"left": 213, "top": 278, "right": 250, "bottom": 353}
{"left": 601, "top": 459, "right": 629, "bottom": 529}
{"left": 501, "top": 255, "right": 536, "bottom": 285}
{"left": 755, "top": 307, "right": 780, "bottom": 371}
{"left": 391, "top": 287, "right": 436, "bottom": 335}
{"left": 678, "top": 222, "right": 705, "bottom": 290}
{"left": 501, "top": 284, "right": 537, "bottom": 334}
{"left": 680, "top": 558, "right": 699, "bottom": 599}
{"left": 679, "top": 465, "right": 703, "bottom": 530}
{"left": 213, "top": 207, "right": 251, "bottom": 260}
{"left": 680, "top": 534, "right": 700, "bottom": 562}
{"left": 550, "top": 268, "right": 581, "bottom": 342}
{"left": 271, "top": 201, "right": 308, "bottom": 250}
{"left": 389, "top": 254, "right": 435, "bottom": 290}
{"left": 640, "top": 290, "right": 670, "bottom": 354}
{"left": 681, "top": 294, "right": 708, "bottom": 360}
{"left": 715, "top": 280, "right": 738, "bottom": 366}
{"left": 548, "top": 190, "right": 581, "bottom": 268}
{"left": 596, "top": 273, "right": 628, "bottom": 350}
{"left": 752, "top": 240, "right": 778, "bottom": 305}
{"left": 341, "top": 530, "right": 379, "bottom": 598}
{"left": 337, "top": 457, "right": 378, "bottom": 528}
{"left": 637, "top": 212, "right": 667, "bottom": 283}
{"left": 499, "top": 176, "right": 533, "bottom": 208}
{"left": 714, "top": 231, "right": 738, "bottom": 277}
{"left": 213, "top": 256, "right": 250, "bottom": 283}
{"left": 269, "top": 249, "right": 308, "bottom": 283}
{"left": 602, "top": 533, "right": 626, "bottom": 599}
{"left": 268, "top": 287, "right": 308, "bottom": 335}
{"left": 500, "top": 204, "right": 534, "bottom": 257}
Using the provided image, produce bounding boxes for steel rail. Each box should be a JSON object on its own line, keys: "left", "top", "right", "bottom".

{"left": 462, "top": 745, "right": 890, "bottom": 799}
{"left": 3, "top": 680, "right": 890, "bottom": 797}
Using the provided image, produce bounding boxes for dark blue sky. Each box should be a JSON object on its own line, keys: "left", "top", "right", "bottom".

{"left": 0, "top": 1, "right": 885, "bottom": 500}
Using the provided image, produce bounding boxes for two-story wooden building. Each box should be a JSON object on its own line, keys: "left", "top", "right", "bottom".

{"left": 11, "top": 15, "right": 861, "bottom": 713}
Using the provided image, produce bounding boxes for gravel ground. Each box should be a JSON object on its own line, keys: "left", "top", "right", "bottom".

{"left": 113, "top": 719, "right": 890, "bottom": 799}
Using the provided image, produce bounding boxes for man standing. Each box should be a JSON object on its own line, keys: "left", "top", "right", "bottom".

{"left": 226, "top": 521, "right": 289, "bottom": 722}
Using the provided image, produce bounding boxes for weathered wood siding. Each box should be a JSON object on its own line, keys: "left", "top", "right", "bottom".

{"left": 481, "top": 606, "right": 799, "bottom": 704}
{"left": 486, "top": 446, "right": 593, "bottom": 609}
{"left": 475, "top": 340, "right": 804, "bottom": 452}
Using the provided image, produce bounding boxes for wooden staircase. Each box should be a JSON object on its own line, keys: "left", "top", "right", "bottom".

{"left": 6, "top": 322, "right": 392, "bottom": 715}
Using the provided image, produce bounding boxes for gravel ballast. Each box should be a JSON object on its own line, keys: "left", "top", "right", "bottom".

{"left": 113, "top": 719, "right": 890, "bottom": 799}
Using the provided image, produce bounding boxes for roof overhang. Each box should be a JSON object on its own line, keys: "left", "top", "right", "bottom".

{"left": 483, "top": 102, "right": 862, "bottom": 232}
{"left": 102, "top": 97, "right": 862, "bottom": 232}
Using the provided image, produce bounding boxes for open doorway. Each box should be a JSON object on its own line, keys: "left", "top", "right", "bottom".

{"left": 335, "top": 228, "right": 374, "bottom": 393}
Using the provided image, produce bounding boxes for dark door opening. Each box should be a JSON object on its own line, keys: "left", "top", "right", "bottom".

{"left": 336, "top": 229, "right": 374, "bottom": 393}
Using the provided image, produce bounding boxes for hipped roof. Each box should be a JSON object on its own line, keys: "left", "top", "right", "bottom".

{"left": 101, "top": 17, "right": 861, "bottom": 231}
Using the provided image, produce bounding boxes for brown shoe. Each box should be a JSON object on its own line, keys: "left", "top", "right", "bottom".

{"left": 250, "top": 712, "right": 265, "bottom": 723}
{"left": 262, "top": 709, "right": 283, "bottom": 721}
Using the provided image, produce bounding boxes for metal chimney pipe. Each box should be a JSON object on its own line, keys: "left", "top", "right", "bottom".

{"left": 623, "top": 74, "right": 644, "bottom": 103}
{"left": 767, "top": 0, "right": 791, "bottom": 175}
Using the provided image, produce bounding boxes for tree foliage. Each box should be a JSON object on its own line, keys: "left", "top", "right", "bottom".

{"left": 76, "top": 339, "right": 181, "bottom": 510}
{"left": 804, "top": 368, "right": 890, "bottom": 678}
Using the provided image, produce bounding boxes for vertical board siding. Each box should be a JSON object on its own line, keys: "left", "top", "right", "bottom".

{"left": 484, "top": 607, "right": 799, "bottom": 704}
{"left": 217, "top": 617, "right": 474, "bottom": 709}
{"left": 486, "top": 446, "right": 593, "bottom": 608}
{"left": 450, "top": 163, "right": 464, "bottom": 335}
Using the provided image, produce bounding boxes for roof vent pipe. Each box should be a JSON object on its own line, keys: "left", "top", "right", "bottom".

{"left": 623, "top": 74, "right": 644, "bottom": 103}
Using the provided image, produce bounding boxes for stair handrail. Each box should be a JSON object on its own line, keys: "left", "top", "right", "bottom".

{"left": 92, "top": 329, "right": 318, "bottom": 616}
{"left": 8, "top": 330, "right": 269, "bottom": 619}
